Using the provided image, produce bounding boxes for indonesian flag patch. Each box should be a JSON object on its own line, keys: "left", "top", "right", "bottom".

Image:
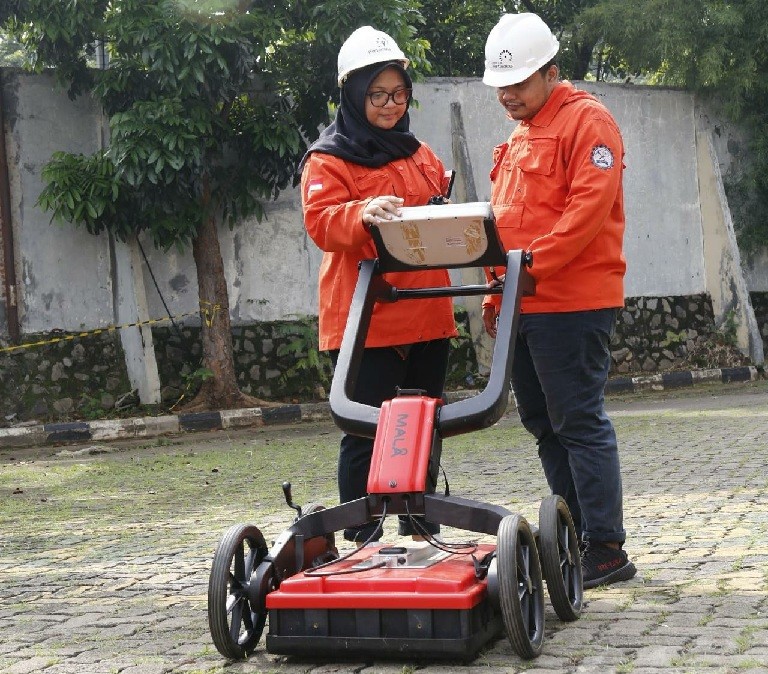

{"left": 307, "top": 180, "right": 323, "bottom": 197}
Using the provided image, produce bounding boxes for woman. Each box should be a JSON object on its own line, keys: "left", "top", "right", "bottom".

{"left": 301, "top": 26, "right": 457, "bottom": 546}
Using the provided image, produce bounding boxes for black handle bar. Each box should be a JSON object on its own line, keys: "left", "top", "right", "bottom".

{"left": 328, "top": 250, "right": 534, "bottom": 439}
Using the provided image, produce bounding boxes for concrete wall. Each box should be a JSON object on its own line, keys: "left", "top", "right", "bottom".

{"left": 2, "top": 73, "right": 115, "bottom": 332}
{"left": 139, "top": 189, "right": 320, "bottom": 325}
{"left": 410, "top": 80, "right": 712, "bottom": 298}
{"left": 0, "top": 70, "right": 764, "bottom": 361}
{"left": 137, "top": 80, "right": 764, "bottom": 334}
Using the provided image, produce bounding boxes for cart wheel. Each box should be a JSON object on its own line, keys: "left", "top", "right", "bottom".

{"left": 538, "top": 495, "right": 583, "bottom": 622}
{"left": 301, "top": 502, "right": 339, "bottom": 566}
{"left": 497, "top": 514, "right": 545, "bottom": 659}
{"left": 207, "top": 523, "right": 269, "bottom": 659}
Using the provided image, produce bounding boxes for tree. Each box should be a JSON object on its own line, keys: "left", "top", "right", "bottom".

{"left": 0, "top": 28, "right": 25, "bottom": 67}
{"left": 416, "top": 0, "right": 506, "bottom": 77}
{"left": 2, "top": 0, "right": 427, "bottom": 411}
{"left": 418, "top": 0, "right": 604, "bottom": 80}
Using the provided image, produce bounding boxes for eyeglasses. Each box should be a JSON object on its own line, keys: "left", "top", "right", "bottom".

{"left": 367, "top": 88, "right": 412, "bottom": 107}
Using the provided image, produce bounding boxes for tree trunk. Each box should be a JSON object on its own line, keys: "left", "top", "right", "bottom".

{"left": 572, "top": 40, "right": 595, "bottom": 81}
{"left": 181, "top": 202, "right": 275, "bottom": 412}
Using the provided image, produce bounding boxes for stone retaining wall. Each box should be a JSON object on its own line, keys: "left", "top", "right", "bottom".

{"left": 151, "top": 308, "right": 479, "bottom": 405}
{"left": 1, "top": 293, "right": 764, "bottom": 424}
{"left": 613, "top": 294, "right": 716, "bottom": 374}
{"left": 0, "top": 331, "right": 131, "bottom": 423}
{"left": 751, "top": 291, "right": 768, "bottom": 355}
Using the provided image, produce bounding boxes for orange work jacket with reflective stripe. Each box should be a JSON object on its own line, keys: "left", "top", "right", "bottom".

{"left": 302, "top": 145, "right": 458, "bottom": 351}
{"left": 484, "top": 81, "right": 627, "bottom": 315}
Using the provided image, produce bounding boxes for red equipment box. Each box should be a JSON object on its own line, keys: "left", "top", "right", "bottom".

{"left": 266, "top": 543, "right": 501, "bottom": 659}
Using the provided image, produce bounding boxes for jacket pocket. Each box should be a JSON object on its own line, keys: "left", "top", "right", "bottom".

{"left": 518, "top": 137, "right": 558, "bottom": 176}
{"left": 492, "top": 203, "right": 524, "bottom": 230}
{"left": 410, "top": 161, "right": 441, "bottom": 197}
{"left": 352, "top": 170, "right": 391, "bottom": 198}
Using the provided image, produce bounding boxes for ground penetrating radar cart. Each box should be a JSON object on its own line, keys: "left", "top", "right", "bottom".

{"left": 207, "top": 201, "right": 583, "bottom": 662}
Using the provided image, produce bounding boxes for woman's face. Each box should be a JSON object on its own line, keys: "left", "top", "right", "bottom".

{"left": 365, "top": 66, "right": 409, "bottom": 130}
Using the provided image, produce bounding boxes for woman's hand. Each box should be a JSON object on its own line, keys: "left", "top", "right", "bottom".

{"left": 362, "top": 196, "right": 404, "bottom": 227}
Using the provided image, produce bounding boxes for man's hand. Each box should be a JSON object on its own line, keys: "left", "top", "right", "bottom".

{"left": 482, "top": 305, "right": 498, "bottom": 338}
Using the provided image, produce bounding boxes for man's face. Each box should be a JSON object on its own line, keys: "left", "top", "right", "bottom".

{"left": 496, "top": 65, "right": 558, "bottom": 121}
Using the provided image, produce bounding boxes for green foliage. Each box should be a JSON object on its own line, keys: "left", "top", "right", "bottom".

{"left": 418, "top": 1, "right": 605, "bottom": 81}
{"left": 0, "top": 28, "right": 25, "bottom": 66}
{"left": 726, "top": 168, "right": 768, "bottom": 258}
{"left": 579, "top": 0, "right": 748, "bottom": 88}
{"left": 445, "top": 306, "right": 480, "bottom": 389}
{"left": 1, "top": 0, "right": 108, "bottom": 94}
{"left": 660, "top": 329, "right": 686, "bottom": 349}
{"left": 683, "top": 310, "right": 749, "bottom": 370}
{"left": 718, "top": 310, "right": 739, "bottom": 348}
{"left": 183, "top": 367, "right": 214, "bottom": 386}
{"left": 417, "top": 0, "right": 506, "bottom": 77}
{"left": 78, "top": 394, "right": 107, "bottom": 421}
{"left": 170, "top": 367, "right": 215, "bottom": 408}
{"left": 3, "top": 0, "right": 428, "bottom": 251}
{"left": 450, "top": 318, "right": 471, "bottom": 349}
{"left": 38, "top": 151, "right": 122, "bottom": 237}
{"left": 275, "top": 315, "right": 333, "bottom": 399}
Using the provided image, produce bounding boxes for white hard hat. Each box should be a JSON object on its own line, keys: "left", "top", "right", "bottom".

{"left": 482, "top": 13, "right": 559, "bottom": 87}
{"left": 337, "top": 26, "right": 409, "bottom": 87}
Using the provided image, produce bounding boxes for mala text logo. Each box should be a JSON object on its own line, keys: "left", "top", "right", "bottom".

{"left": 391, "top": 413, "right": 409, "bottom": 456}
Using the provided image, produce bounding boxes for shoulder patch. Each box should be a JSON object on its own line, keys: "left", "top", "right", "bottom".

{"left": 307, "top": 180, "right": 323, "bottom": 197}
{"left": 591, "top": 145, "right": 614, "bottom": 170}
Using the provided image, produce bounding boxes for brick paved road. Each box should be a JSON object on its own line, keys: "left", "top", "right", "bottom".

{"left": 1, "top": 381, "right": 767, "bottom": 674}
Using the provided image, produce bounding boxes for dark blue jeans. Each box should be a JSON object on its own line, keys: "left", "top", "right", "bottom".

{"left": 330, "top": 339, "right": 450, "bottom": 543}
{"left": 511, "top": 309, "right": 625, "bottom": 544}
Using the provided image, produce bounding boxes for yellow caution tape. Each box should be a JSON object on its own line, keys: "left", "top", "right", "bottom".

{"left": 199, "top": 300, "right": 222, "bottom": 328}
{"left": 0, "top": 311, "right": 198, "bottom": 354}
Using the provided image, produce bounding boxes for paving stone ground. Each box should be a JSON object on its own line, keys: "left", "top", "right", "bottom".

{"left": 1, "top": 381, "right": 767, "bottom": 674}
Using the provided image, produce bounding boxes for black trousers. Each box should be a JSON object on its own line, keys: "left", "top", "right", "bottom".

{"left": 331, "top": 338, "right": 450, "bottom": 542}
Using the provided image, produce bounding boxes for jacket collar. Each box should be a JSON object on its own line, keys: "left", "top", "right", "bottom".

{"left": 526, "top": 81, "right": 575, "bottom": 128}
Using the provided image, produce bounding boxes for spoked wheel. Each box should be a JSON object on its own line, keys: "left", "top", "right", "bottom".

{"left": 538, "top": 495, "right": 583, "bottom": 622}
{"left": 300, "top": 503, "right": 339, "bottom": 567}
{"left": 207, "top": 523, "right": 269, "bottom": 659}
{"left": 496, "top": 514, "right": 545, "bottom": 659}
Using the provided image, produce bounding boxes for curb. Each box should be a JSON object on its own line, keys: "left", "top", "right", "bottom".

{"left": 604, "top": 365, "right": 760, "bottom": 394}
{"left": 0, "top": 367, "right": 762, "bottom": 450}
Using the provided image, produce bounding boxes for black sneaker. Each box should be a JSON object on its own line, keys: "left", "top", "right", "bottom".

{"left": 581, "top": 542, "right": 637, "bottom": 589}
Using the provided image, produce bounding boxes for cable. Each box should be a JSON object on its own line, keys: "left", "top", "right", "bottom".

{"left": 137, "top": 237, "right": 203, "bottom": 411}
{"left": 404, "top": 500, "right": 478, "bottom": 556}
{"left": 137, "top": 238, "right": 184, "bottom": 339}
{"left": 303, "top": 503, "right": 389, "bottom": 577}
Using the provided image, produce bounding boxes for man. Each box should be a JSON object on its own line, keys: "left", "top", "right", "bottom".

{"left": 481, "top": 12, "right": 636, "bottom": 588}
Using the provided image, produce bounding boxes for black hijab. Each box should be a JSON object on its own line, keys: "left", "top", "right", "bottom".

{"left": 302, "top": 61, "right": 421, "bottom": 168}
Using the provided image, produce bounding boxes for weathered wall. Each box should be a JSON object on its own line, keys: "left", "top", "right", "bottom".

{"left": 0, "top": 70, "right": 765, "bottom": 422}
{"left": 0, "top": 70, "right": 763, "bottom": 333}
{"left": 1, "top": 73, "right": 114, "bottom": 332}
{"left": 109, "top": 79, "right": 767, "bottom": 367}
{"left": 409, "top": 80, "right": 713, "bottom": 298}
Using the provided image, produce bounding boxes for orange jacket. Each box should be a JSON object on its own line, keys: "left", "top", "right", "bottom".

{"left": 302, "top": 145, "right": 458, "bottom": 351}
{"left": 484, "top": 81, "right": 626, "bottom": 314}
